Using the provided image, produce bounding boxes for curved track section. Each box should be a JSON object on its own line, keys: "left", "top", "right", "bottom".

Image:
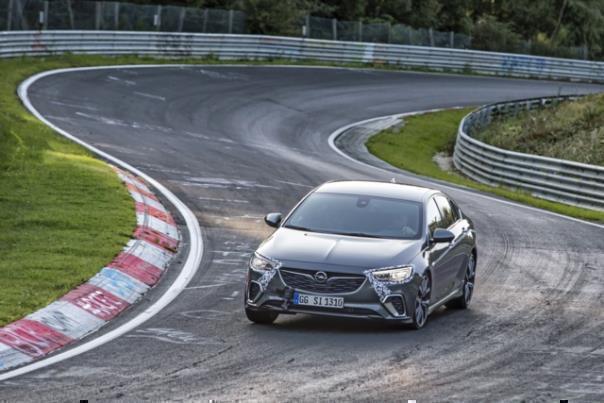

{"left": 2, "top": 66, "right": 604, "bottom": 401}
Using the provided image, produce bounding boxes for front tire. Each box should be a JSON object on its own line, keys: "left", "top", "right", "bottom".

{"left": 245, "top": 307, "right": 278, "bottom": 324}
{"left": 447, "top": 253, "right": 476, "bottom": 310}
{"left": 408, "top": 273, "right": 431, "bottom": 330}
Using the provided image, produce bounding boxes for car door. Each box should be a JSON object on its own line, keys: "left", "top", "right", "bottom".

{"left": 434, "top": 195, "right": 468, "bottom": 295}
{"left": 425, "top": 197, "right": 454, "bottom": 301}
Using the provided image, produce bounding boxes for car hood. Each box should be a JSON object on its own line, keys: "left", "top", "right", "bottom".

{"left": 257, "top": 228, "right": 422, "bottom": 274}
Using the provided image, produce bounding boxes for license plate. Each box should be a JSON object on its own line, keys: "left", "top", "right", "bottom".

{"left": 293, "top": 292, "right": 344, "bottom": 309}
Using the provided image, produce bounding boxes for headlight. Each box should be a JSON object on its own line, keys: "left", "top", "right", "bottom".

{"left": 371, "top": 266, "right": 413, "bottom": 283}
{"left": 249, "top": 253, "right": 281, "bottom": 272}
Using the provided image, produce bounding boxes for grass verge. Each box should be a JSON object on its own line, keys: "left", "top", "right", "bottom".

{"left": 366, "top": 108, "right": 604, "bottom": 223}
{"left": 475, "top": 93, "right": 604, "bottom": 166}
{"left": 0, "top": 57, "right": 147, "bottom": 326}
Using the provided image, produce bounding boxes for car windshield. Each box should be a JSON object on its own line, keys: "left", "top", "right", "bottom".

{"left": 283, "top": 192, "right": 423, "bottom": 239}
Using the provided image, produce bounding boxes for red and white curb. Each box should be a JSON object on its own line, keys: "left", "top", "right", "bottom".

{"left": 0, "top": 167, "right": 179, "bottom": 372}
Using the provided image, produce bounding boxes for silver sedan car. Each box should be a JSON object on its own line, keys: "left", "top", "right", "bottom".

{"left": 244, "top": 180, "right": 477, "bottom": 329}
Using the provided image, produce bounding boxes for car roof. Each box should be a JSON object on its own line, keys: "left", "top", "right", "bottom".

{"left": 315, "top": 180, "right": 438, "bottom": 203}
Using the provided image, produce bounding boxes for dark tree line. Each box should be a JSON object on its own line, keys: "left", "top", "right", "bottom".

{"left": 121, "top": 0, "right": 604, "bottom": 58}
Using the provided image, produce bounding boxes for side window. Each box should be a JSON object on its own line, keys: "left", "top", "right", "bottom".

{"left": 434, "top": 195, "right": 457, "bottom": 228}
{"left": 426, "top": 199, "right": 442, "bottom": 235}
{"left": 450, "top": 199, "right": 462, "bottom": 221}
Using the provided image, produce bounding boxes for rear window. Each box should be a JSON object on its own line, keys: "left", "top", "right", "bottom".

{"left": 284, "top": 192, "right": 423, "bottom": 239}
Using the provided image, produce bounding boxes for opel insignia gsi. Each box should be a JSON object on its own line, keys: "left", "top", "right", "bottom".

{"left": 244, "top": 181, "right": 477, "bottom": 329}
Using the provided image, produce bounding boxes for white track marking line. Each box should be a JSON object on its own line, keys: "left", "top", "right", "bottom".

{"left": 197, "top": 197, "right": 249, "bottom": 203}
{"left": 221, "top": 291, "right": 239, "bottom": 301}
{"left": 184, "top": 284, "right": 229, "bottom": 290}
{"left": 327, "top": 110, "right": 604, "bottom": 230}
{"left": 275, "top": 179, "right": 314, "bottom": 188}
{"left": 133, "top": 91, "right": 166, "bottom": 102}
{"left": 0, "top": 66, "right": 204, "bottom": 382}
{"left": 107, "top": 75, "right": 136, "bottom": 86}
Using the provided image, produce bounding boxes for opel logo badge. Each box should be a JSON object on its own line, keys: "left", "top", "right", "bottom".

{"left": 314, "top": 271, "right": 328, "bottom": 283}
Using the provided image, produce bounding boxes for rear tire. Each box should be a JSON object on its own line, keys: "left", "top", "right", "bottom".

{"left": 245, "top": 307, "right": 278, "bottom": 324}
{"left": 447, "top": 253, "right": 476, "bottom": 310}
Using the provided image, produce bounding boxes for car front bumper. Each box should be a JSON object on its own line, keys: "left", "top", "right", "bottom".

{"left": 245, "top": 266, "right": 420, "bottom": 323}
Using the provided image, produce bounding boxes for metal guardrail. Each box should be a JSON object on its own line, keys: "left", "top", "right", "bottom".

{"left": 0, "top": 0, "right": 587, "bottom": 60}
{"left": 1, "top": 31, "right": 604, "bottom": 82}
{"left": 453, "top": 96, "right": 604, "bottom": 210}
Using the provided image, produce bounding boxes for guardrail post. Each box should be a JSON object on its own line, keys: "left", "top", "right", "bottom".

{"left": 41, "top": 0, "right": 48, "bottom": 30}
{"left": 331, "top": 18, "right": 337, "bottom": 40}
{"left": 154, "top": 6, "right": 161, "bottom": 31}
{"left": 429, "top": 28, "right": 434, "bottom": 47}
{"left": 66, "top": 0, "right": 74, "bottom": 29}
{"left": 481, "top": 109, "right": 488, "bottom": 127}
{"left": 358, "top": 20, "right": 363, "bottom": 41}
{"left": 6, "top": 0, "right": 14, "bottom": 30}
{"left": 202, "top": 8, "right": 208, "bottom": 33}
{"left": 227, "top": 9, "right": 233, "bottom": 34}
{"left": 305, "top": 15, "right": 310, "bottom": 38}
{"left": 449, "top": 31, "right": 454, "bottom": 48}
{"left": 95, "top": 1, "right": 101, "bottom": 30}
{"left": 114, "top": 2, "right": 120, "bottom": 30}
{"left": 386, "top": 22, "right": 391, "bottom": 43}
{"left": 15, "top": 0, "right": 28, "bottom": 30}
{"left": 178, "top": 7, "right": 185, "bottom": 32}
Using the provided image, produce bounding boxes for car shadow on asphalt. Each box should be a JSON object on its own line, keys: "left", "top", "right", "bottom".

{"left": 258, "top": 305, "right": 484, "bottom": 335}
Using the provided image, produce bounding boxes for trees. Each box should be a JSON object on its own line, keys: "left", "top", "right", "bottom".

{"left": 191, "top": 0, "right": 333, "bottom": 35}
{"left": 112, "top": 0, "right": 604, "bottom": 59}
{"left": 562, "top": 0, "right": 604, "bottom": 57}
{"left": 471, "top": 15, "right": 522, "bottom": 53}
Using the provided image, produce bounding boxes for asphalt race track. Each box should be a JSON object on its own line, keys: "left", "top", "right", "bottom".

{"left": 2, "top": 66, "right": 604, "bottom": 401}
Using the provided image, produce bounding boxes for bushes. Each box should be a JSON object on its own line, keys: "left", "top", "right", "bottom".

{"left": 471, "top": 16, "right": 522, "bottom": 53}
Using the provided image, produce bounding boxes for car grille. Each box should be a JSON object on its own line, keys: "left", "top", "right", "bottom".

{"left": 279, "top": 268, "right": 365, "bottom": 294}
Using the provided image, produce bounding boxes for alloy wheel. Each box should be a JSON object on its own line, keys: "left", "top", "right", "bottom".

{"left": 463, "top": 255, "right": 476, "bottom": 305}
{"left": 414, "top": 274, "right": 431, "bottom": 328}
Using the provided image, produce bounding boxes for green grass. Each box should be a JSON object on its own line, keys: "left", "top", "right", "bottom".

{"left": 0, "top": 57, "right": 146, "bottom": 326}
{"left": 367, "top": 108, "right": 604, "bottom": 223}
{"left": 476, "top": 93, "right": 604, "bottom": 166}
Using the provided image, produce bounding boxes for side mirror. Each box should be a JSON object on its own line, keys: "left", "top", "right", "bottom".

{"left": 264, "top": 212, "right": 282, "bottom": 228}
{"left": 432, "top": 228, "right": 454, "bottom": 243}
